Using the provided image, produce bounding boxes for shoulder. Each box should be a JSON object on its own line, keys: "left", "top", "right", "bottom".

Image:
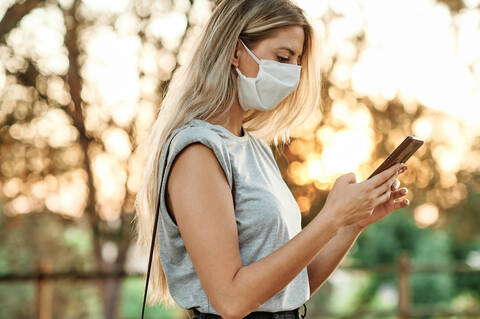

{"left": 255, "top": 136, "right": 272, "bottom": 151}
{"left": 167, "top": 142, "right": 227, "bottom": 190}
{"left": 250, "top": 135, "right": 282, "bottom": 171}
{"left": 251, "top": 135, "right": 275, "bottom": 157}
{"left": 166, "top": 124, "right": 233, "bottom": 189}
{"left": 170, "top": 125, "right": 224, "bottom": 149}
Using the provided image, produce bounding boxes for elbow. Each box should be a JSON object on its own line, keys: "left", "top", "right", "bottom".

{"left": 219, "top": 311, "right": 243, "bottom": 319}
{"left": 210, "top": 269, "right": 255, "bottom": 319}
{"left": 213, "top": 298, "right": 244, "bottom": 319}
{"left": 217, "top": 297, "right": 260, "bottom": 319}
{"left": 214, "top": 307, "right": 239, "bottom": 319}
{"left": 213, "top": 291, "right": 254, "bottom": 319}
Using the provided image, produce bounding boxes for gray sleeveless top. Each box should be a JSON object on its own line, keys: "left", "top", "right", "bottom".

{"left": 156, "top": 118, "right": 309, "bottom": 315}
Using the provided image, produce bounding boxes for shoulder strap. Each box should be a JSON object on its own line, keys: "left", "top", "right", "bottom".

{"left": 141, "top": 182, "right": 162, "bottom": 318}
{"left": 141, "top": 128, "right": 181, "bottom": 318}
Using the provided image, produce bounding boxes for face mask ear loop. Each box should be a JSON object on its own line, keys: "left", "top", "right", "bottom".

{"left": 240, "top": 40, "right": 261, "bottom": 65}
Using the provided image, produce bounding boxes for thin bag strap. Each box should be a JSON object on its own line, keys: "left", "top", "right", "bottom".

{"left": 141, "top": 184, "right": 163, "bottom": 319}
{"left": 141, "top": 129, "right": 180, "bottom": 319}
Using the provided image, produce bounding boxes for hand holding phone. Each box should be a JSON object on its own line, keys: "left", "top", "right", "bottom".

{"left": 320, "top": 136, "right": 421, "bottom": 230}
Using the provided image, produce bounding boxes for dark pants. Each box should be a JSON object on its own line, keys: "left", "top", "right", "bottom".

{"left": 190, "top": 304, "right": 307, "bottom": 319}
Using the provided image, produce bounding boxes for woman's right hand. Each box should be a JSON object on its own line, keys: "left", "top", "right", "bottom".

{"left": 321, "top": 163, "right": 407, "bottom": 229}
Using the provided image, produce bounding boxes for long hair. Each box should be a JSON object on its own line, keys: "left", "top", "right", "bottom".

{"left": 133, "top": 0, "right": 322, "bottom": 306}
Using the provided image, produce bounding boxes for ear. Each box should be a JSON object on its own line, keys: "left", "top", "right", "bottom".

{"left": 231, "top": 39, "right": 241, "bottom": 68}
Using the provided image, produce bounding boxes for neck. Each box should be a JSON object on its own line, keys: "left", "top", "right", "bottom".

{"left": 209, "top": 95, "right": 254, "bottom": 137}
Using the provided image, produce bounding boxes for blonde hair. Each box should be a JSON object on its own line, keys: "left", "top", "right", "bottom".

{"left": 133, "top": 0, "right": 322, "bottom": 306}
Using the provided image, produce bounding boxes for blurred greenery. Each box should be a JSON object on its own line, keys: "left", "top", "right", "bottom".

{"left": 0, "top": 282, "right": 34, "bottom": 318}
{"left": 120, "top": 278, "right": 180, "bottom": 319}
{"left": 302, "top": 208, "right": 480, "bottom": 317}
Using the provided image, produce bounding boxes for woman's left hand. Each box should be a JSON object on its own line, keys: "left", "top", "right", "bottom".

{"left": 355, "top": 178, "right": 410, "bottom": 231}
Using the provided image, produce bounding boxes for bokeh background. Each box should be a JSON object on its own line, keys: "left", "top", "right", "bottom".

{"left": 0, "top": 0, "right": 479, "bottom": 318}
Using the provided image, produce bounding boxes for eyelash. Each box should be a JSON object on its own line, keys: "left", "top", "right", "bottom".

{"left": 278, "top": 56, "right": 303, "bottom": 65}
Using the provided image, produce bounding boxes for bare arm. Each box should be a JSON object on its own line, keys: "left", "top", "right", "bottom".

{"left": 167, "top": 143, "right": 340, "bottom": 319}
{"left": 306, "top": 166, "right": 409, "bottom": 296}
{"left": 230, "top": 205, "right": 339, "bottom": 317}
{"left": 306, "top": 223, "right": 363, "bottom": 297}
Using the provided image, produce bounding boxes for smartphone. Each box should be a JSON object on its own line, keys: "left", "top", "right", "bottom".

{"left": 367, "top": 136, "right": 424, "bottom": 180}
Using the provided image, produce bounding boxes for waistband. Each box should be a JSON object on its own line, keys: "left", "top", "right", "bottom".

{"left": 191, "top": 304, "right": 307, "bottom": 319}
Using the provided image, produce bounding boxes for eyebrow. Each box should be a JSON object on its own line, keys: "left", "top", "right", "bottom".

{"left": 277, "top": 46, "right": 302, "bottom": 57}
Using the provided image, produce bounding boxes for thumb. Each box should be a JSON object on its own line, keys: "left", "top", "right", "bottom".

{"left": 343, "top": 172, "right": 356, "bottom": 184}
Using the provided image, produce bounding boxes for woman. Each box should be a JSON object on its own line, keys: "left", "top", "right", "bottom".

{"left": 134, "top": 0, "right": 410, "bottom": 318}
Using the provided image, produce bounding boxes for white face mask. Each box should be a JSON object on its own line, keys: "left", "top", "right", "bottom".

{"left": 235, "top": 40, "right": 302, "bottom": 111}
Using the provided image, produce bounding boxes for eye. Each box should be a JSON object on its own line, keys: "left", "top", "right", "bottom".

{"left": 277, "top": 56, "right": 289, "bottom": 63}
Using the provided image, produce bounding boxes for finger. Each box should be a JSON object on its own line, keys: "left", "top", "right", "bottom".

{"left": 392, "top": 198, "right": 410, "bottom": 210}
{"left": 390, "top": 187, "right": 408, "bottom": 200}
{"left": 369, "top": 163, "right": 405, "bottom": 189}
{"left": 391, "top": 179, "right": 400, "bottom": 191}
{"left": 345, "top": 172, "right": 356, "bottom": 184}
{"left": 373, "top": 172, "right": 398, "bottom": 198}
{"left": 379, "top": 195, "right": 410, "bottom": 214}
{"left": 373, "top": 187, "right": 392, "bottom": 207}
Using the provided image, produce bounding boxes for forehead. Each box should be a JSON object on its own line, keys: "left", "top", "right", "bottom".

{"left": 261, "top": 26, "right": 305, "bottom": 55}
